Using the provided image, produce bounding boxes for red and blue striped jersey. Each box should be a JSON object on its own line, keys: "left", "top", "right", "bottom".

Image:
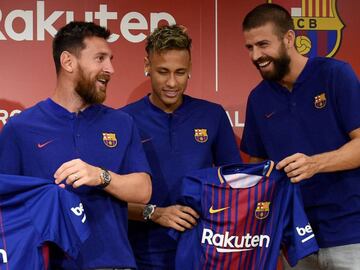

{"left": 172, "top": 161, "right": 318, "bottom": 270}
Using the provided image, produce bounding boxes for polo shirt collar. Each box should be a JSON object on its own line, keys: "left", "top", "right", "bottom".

{"left": 40, "top": 98, "right": 102, "bottom": 119}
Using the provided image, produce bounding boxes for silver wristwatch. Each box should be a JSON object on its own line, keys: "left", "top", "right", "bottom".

{"left": 143, "top": 204, "right": 156, "bottom": 221}
{"left": 99, "top": 167, "right": 111, "bottom": 189}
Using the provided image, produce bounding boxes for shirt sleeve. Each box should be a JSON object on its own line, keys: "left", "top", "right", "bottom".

{"left": 282, "top": 183, "right": 319, "bottom": 267}
{"left": 333, "top": 62, "right": 360, "bottom": 133}
{"left": 168, "top": 172, "right": 203, "bottom": 241}
{"left": 0, "top": 120, "right": 23, "bottom": 174}
{"left": 240, "top": 94, "right": 268, "bottom": 158}
{"left": 26, "top": 184, "right": 90, "bottom": 259}
{"left": 212, "top": 106, "right": 242, "bottom": 165}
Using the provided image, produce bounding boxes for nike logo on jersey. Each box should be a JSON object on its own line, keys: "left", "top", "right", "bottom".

{"left": 265, "top": 111, "right": 275, "bottom": 119}
{"left": 141, "top": 138, "right": 152, "bottom": 143}
{"left": 209, "top": 205, "right": 230, "bottom": 214}
{"left": 37, "top": 140, "right": 54, "bottom": 148}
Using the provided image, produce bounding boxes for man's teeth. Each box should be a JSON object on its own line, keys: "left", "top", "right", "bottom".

{"left": 258, "top": 61, "right": 270, "bottom": 67}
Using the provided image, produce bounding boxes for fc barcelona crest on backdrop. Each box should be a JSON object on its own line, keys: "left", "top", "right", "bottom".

{"left": 255, "top": 201, "right": 271, "bottom": 220}
{"left": 194, "top": 129, "right": 208, "bottom": 143}
{"left": 102, "top": 133, "right": 118, "bottom": 148}
{"left": 268, "top": 0, "right": 344, "bottom": 57}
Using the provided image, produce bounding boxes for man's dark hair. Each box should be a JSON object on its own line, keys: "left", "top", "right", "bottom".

{"left": 242, "top": 3, "right": 294, "bottom": 38}
{"left": 53, "top": 21, "right": 111, "bottom": 74}
{"left": 145, "top": 24, "right": 192, "bottom": 56}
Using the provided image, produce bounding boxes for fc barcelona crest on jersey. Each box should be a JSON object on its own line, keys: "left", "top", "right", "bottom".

{"left": 268, "top": 0, "right": 344, "bottom": 57}
{"left": 314, "top": 93, "right": 327, "bottom": 108}
{"left": 255, "top": 201, "right": 271, "bottom": 220}
{"left": 102, "top": 132, "right": 118, "bottom": 148}
{"left": 194, "top": 129, "right": 208, "bottom": 143}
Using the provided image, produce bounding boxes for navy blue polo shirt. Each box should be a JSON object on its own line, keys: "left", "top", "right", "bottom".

{"left": 241, "top": 57, "right": 360, "bottom": 248}
{"left": 0, "top": 98, "right": 151, "bottom": 269}
{"left": 122, "top": 95, "right": 241, "bottom": 268}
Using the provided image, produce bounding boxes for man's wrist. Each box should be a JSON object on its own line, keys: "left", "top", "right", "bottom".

{"left": 99, "top": 167, "right": 111, "bottom": 188}
{"left": 143, "top": 204, "right": 156, "bottom": 221}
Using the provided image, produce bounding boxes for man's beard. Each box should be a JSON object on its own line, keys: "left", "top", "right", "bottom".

{"left": 75, "top": 66, "right": 107, "bottom": 105}
{"left": 255, "top": 44, "right": 291, "bottom": 82}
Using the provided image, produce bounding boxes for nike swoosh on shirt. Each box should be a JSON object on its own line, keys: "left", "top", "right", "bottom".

{"left": 37, "top": 140, "right": 54, "bottom": 148}
{"left": 209, "top": 205, "right": 230, "bottom": 214}
{"left": 265, "top": 111, "right": 276, "bottom": 119}
{"left": 141, "top": 138, "right": 152, "bottom": 143}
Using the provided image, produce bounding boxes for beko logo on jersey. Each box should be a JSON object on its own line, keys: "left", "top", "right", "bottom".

{"left": 0, "top": 1, "right": 175, "bottom": 42}
{"left": 71, "top": 203, "right": 87, "bottom": 223}
{"left": 296, "top": 223, "right": 315, "bottom": 243}
{"left": 0, "top": 249, "right": 8, "bottom": 264}
{"left": 201, "top": 228, "right": 270, "bottom": 253}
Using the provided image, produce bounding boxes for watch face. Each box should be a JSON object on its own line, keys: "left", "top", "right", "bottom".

{"left": 143, "top": 204, "right": 155, "bottom": 219}
{"left": 100, "top": 169, "right": 111, "bottom": 187}
{"left": 102, "top": 171, "right": 111, "bottom": 182}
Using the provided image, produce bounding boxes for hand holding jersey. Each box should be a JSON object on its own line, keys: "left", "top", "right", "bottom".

{"left": 54, "top": 158, "right": 103, "bottom": 188}
{"left": 151, "top": 204, "right": 199, "bottom": 232}
{"left": 276, "top": 127, "right": 360, "bottom": 183}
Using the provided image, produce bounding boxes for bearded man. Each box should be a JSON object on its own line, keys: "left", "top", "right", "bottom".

{"left": 0, "top": 21, "right": 152, "bottom": 270}
{"left": 240, "top": 3, "right": 360, "bottom": 270}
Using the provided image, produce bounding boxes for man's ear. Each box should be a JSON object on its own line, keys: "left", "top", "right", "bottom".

{"left": 284, "top": 30, "right": 295, "bottom": 49}
{"left": 144, "top": 56, "right": 150, "bottom": 76}
{"left": 60, "top": 51, "right": 75, "bottom": 73}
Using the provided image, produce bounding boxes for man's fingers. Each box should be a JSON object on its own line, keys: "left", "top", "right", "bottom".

{"left": 178, "top": 205, "right": 200, "bottom": 219}
{"left": 276, "top": 153, "right": 303, "bottom": 170}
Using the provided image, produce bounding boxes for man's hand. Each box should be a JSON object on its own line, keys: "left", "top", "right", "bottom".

{"left": 276, "top": 153, "right": 319, "bottom": 183}
{"left": 151, "top": 205, "right": 199, "bottom": 232}
{"left": 54, "top": 158, "right": 102, "bottom": 188}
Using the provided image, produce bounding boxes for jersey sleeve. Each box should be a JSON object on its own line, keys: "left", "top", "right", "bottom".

{"left": 0, "top": 120, "right": 23, "bottom": 174}
{"left": 168, "top": 172, "right": 203, "bottom": 241}
{"left": 212, "top": 106, "right": 242, "bottom": 165}
{"left": 240, "top": 94, "right": 268, "bottom": 159}
{"left": 282, "top": 183, "right": 319, "bottom": 267}
{"left": 26, "top": 185, "right": 90, "bottom": 259}
{"left": 333, "top": 62, "right": 360, "bottom": 133}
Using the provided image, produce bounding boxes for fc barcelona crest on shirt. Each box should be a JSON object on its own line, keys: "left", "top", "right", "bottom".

{"left": 102, "top": 133, "right": 118, "bottom": 148}
{"left": 194, "top": 129, "right": 208, "bottom": 143}
{"left": 268, "top": 0, "right": 344, "bottom": 57}
{"left": 314, "top": 93, "right": 327, "bottom": 108}
{"left": 255, "top": 201, "right": 271, "bottom": 220}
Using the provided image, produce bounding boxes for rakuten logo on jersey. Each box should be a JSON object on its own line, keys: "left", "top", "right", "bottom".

{"left": 71, "top": 203, "right": 87, "bottom": 224}
{"left": 201, "top": 228, "right": 270, "bottom": 253}
{"left": 0, "top": 249, "right": 7, "bottom": 264}
{"left": 296, "top": 223, "right": 315, "bottom": 243}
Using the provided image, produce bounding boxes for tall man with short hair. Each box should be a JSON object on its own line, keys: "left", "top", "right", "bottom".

{"left": 0, "top": 21, "right": 152, "bottom": 270}
{"left": 122, "top": 24, "right": 242, "bottom": 269}
{"left": 240, "top": 3, "right": 360, "bottom": 269}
